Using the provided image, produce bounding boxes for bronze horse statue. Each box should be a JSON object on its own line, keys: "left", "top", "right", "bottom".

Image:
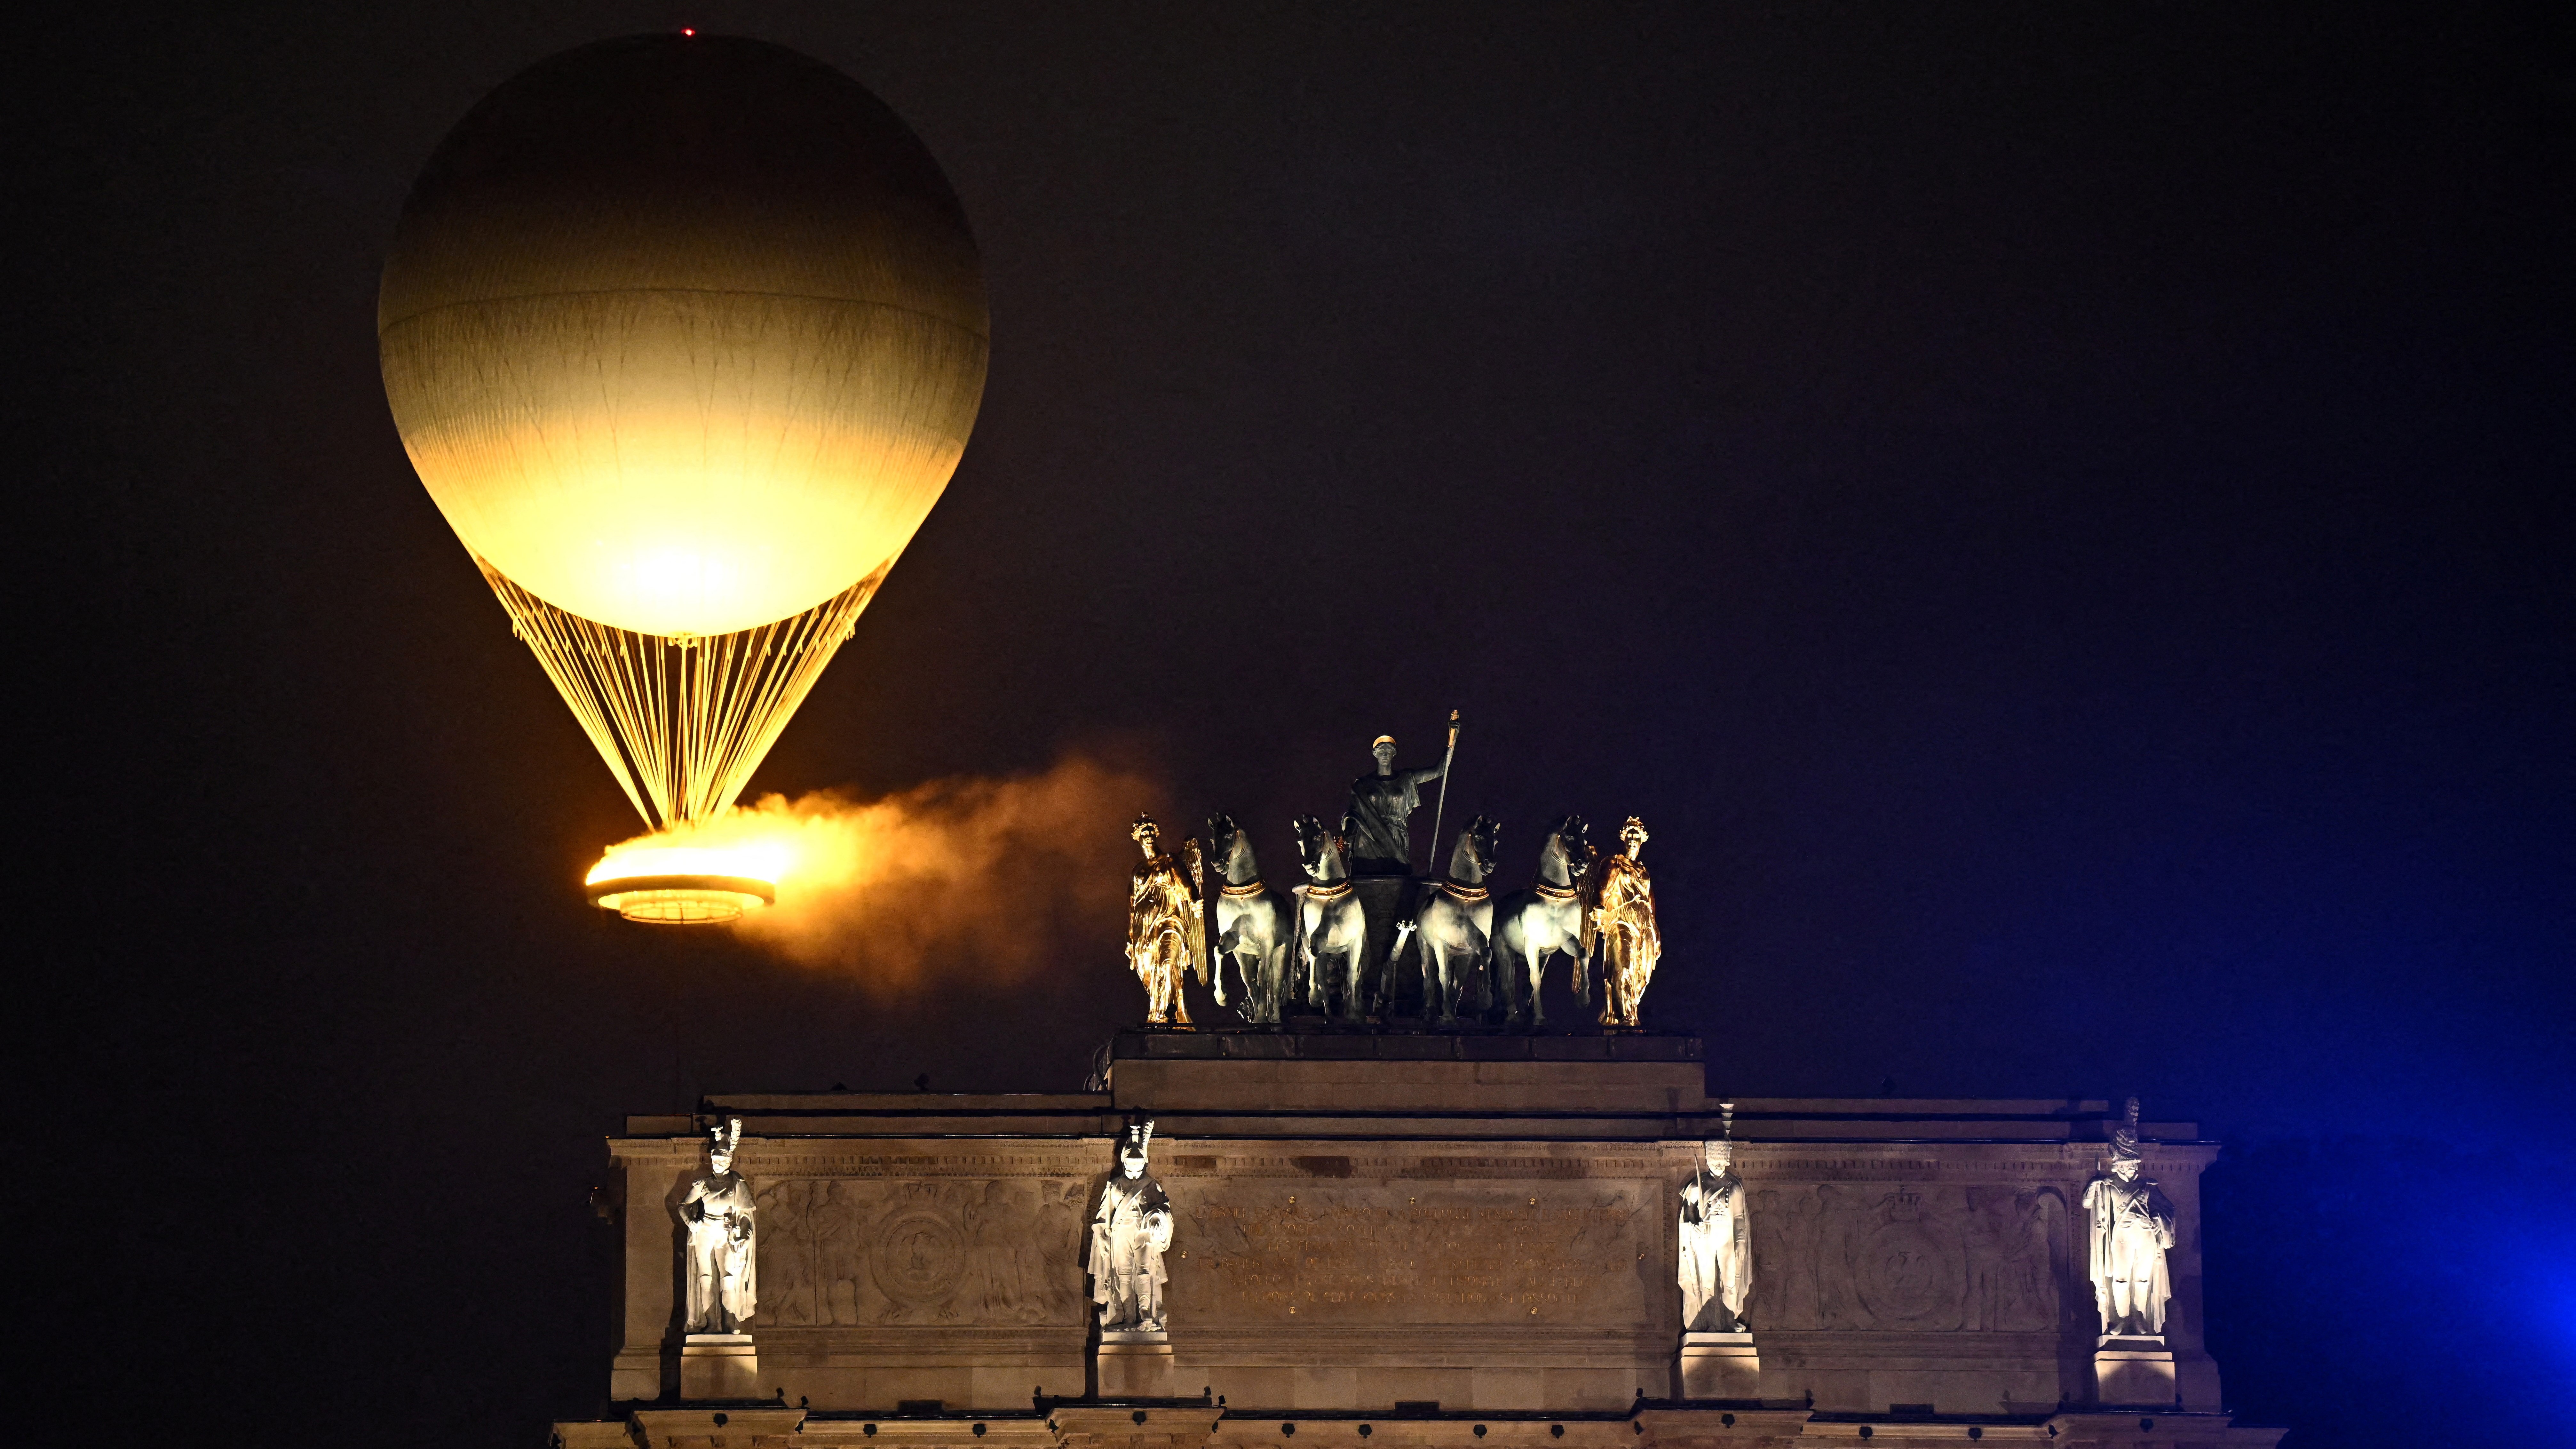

{"left": 1412, "top": 815, "right": 1501, "bottom": 1025}
{"left": 1493, "top": 814, "right": 1597, "bottom": 1026}
{"left": 1205, "top": 812, "right": 1292, "bottom": 1024}
{"left": 1290, "top": 814, "right": 1372, "bottom": 1020}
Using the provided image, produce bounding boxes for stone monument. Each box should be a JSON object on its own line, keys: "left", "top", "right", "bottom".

{"left": 568, "top": 1046, "right": 2274, "bottom": 1448}
{"left": 555, "top": 742, "right": 2273, "bottom": 1447}
{"left": 2085, "top": 1097, "right": 2181, "bottom": 1406}
{"left": 677, "top": 1116, "right": 759, "bottom": 1400}
{"left": 1091, "top": 1118, "right": 1177, "bottom": 1395}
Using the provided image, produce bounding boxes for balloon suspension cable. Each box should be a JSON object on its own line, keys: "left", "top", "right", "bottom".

{"left": 478, "top": 558, "right": 891, "bottom": 832}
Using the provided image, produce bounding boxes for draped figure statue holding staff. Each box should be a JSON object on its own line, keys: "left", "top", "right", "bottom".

{"left": 1343, "top": 734, "right": 1448, "bottom": 875}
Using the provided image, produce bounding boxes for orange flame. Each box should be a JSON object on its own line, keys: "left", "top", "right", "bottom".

{"left": 587, "top": 754, "right": 1169, "bottom": 986}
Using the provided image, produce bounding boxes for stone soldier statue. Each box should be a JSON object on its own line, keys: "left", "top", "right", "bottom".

{"left": 1678, "top": 1116, "right": 1751, "bottom": 1332}
{"left": 1343, "top": 734, "right": 1448, "bottom": 875}
{"left": 2082, "top": 1097, "right": 2178, "bottom": 1336}
{"left": 679, "top": 1117, "right": 757, "bottom": 1333}
{"left": 1125, "top": 816, "right": 1205, "bottom": 1026}
{"left": 1090, "top": 1119, "right": 1175, "bottom": 1333}
{"left": 1590, "top": 816, "right": 1664, "bottom": 1026}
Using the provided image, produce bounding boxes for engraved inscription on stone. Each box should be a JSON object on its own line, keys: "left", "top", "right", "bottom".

{"left": 1744, "top": 1183, "right": 2064, "bottom": 1334}
{"left": 754, "top": 1178, "right": 1090, "bottom": 1327}
{"left": 1170, "top": 1179, "right": 1653, "bottom": 1326}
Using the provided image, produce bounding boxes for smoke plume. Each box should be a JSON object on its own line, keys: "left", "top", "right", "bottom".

{"left": 612, "top": 755, "right": 1170, "bottom": 989}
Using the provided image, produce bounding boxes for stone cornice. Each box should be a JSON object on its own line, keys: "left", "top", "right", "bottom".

{"left": 578, "top": 1408, "right": 2284, "bottom": 1449}
{"left": 606, "top": 1136, "right": 2214, "bottom": 1182}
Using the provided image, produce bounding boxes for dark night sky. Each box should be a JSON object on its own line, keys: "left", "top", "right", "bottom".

{"left": 34, "top": 4, "right": 2572, "bottom": 1446}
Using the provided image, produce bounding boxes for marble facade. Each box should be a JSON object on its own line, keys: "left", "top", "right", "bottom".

{"left": 564, "top": 1034, "right": 2277, "bottom": 1449}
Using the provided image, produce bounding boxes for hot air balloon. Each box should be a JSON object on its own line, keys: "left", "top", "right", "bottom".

{"left": 379, "top": 35, "right": 987, "bottom": 922}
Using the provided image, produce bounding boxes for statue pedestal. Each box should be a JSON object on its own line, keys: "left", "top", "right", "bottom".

{"left": 680, "top": 1333, "right": 760, "bottom": 1401}
{"left": 1678, "top": 1331, "right": 1760, "bottom": 1399}
{"left": 2094, "top": 1334, "right": 2176, "bottom": 1407}
{"left": 1096, "top": 1331, "right": 1177, "bottom": 1397}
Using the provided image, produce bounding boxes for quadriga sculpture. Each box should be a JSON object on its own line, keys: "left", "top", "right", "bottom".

{"left": 1493, "top": 814, "right": 1596, "bottom": 1025}
{"left": 1413, "top": 815, "right": 1501, "bottom": 1025}
{"left": 1206, "top": 813, "right": 1292, "bottom": 1024}
{"left": 1291, "top": 815, "right": 1372, "bottom": 1020}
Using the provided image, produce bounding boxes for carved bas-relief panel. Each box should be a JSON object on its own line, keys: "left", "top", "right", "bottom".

{"left": 1744, "top": 1183, "right": 2066, "bottom": 1334}
{"left": 756, "top": 1177, "right": 1091, "bottom": 1327}
{"left": 1160, "top": 1150, "right": 1667, "bottom": 1410}
{"left": 1179, "top": 1182, "right": 1650, "bottom": 1324}
{"left": 745, "top": 1174, "right": 1096, "bottom": 1408}
{"left": 1737, "top": 1171, "right": 2085, "bottom": 1415}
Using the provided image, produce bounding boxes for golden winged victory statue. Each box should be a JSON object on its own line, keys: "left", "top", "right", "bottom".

{"left": 1126, "top": 815, "right": 1207, "bottom": 1025}
{"left": 1589, "top": 816, "right": 1663, "bottom": 1026}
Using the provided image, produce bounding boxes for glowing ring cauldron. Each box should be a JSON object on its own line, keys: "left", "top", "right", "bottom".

{"left": 585, "top": 840, "right": 786, "bottom": 925}
{"left": 585, "top": 873, "right": 777, "bottom": 925}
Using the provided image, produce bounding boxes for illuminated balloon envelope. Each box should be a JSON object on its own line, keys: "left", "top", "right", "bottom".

{"left": 378, "top": 35, "right": 987, "bottom": 917}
